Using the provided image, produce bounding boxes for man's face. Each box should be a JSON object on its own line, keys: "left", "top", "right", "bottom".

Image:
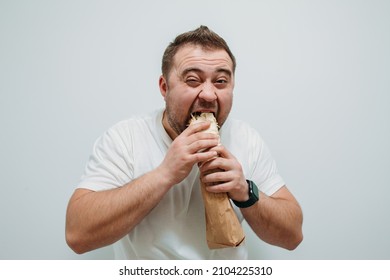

{"left": 160, "top": 44, "right": 235, "bottom": 139}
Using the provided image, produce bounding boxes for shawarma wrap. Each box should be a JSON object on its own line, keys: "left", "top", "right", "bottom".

{"left": 189, "top": 113, "right": 245, "bottom": 249}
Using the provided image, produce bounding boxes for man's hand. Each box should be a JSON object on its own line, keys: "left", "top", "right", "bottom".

{"left": 158, "top": 121, "right": 220, "bottom": 186}
{"left": 198, "top": 145, "right": 249, "bottom": 202}
{"left": 199, "top": 145, "right": 303, "bottom": 250}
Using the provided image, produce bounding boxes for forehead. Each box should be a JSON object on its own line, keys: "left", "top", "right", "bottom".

{"left": 172, "top": 44, "right": 234, "bottom": 74}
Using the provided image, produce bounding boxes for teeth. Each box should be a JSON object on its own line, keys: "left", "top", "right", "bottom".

{"left": 192, "top": 112, "right": 215, "bottom": 117}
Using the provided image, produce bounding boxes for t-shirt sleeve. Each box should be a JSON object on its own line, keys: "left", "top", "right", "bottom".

{"left": 248, "top": 128, "right": 285, "bottom": 196}
{"left": 77, "top": 121, "right": 134, "bottom": 191}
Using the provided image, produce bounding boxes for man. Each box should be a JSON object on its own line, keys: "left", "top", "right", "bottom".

{"left": 66, "top": 26, "right": 303, "bottom": 259}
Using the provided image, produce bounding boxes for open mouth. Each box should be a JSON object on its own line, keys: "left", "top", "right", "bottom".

{"left": 188, "top": 111, "right": 220, "bottom": 135}
{"left": 188, "top": 111, "right": 219, "bottom": 127}
{"left": 187, "top": 109, "right": 218, "bottom": 128}
{"left": 191, "top": 111, "right": 216, "bottom": 118}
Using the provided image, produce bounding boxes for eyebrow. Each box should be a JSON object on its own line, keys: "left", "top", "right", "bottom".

{"left": 181, "top": 67, "right": 232, "bottom": 78}
{"left": 216, "top": 68, "right": 233, "bottom": 78}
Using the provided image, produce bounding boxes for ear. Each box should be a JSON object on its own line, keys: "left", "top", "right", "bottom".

{"left": 159, "top": 75, "right": 168, "bottom": 99}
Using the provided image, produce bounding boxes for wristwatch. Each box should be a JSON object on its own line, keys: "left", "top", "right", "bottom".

{"left": 232, "top": 180, "right": 259, "bottom": 208}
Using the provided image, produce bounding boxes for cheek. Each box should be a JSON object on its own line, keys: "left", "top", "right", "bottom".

{"left": 166, "top": 88, "right": 195, "bottom": 115}
{"left": 217, "top": 92, "right": 233, "bottom": 122}
{"left": 173, "top": 87, "right": 198, "bottom": 105}
{"left": 219, "top": 92, "right": 233, "bottom": 109}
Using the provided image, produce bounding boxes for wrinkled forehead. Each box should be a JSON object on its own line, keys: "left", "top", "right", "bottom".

{"left": 172, "top": 44, "right": 234, "bottom": 74}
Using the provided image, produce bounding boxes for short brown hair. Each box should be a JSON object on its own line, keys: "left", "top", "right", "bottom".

{"left": 161, "top": 25, "right": 236, "bottom": 78}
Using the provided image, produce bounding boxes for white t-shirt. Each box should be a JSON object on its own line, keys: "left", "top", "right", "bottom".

{"left": 78, "top": 109, "right": 285, "bottom": 259}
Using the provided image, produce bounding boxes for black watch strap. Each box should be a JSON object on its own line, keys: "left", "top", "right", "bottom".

{"left": 232, "top": 180, "right": 259, "bottom": 208}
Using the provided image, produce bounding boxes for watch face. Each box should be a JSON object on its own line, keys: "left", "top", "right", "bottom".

{"left": 248, "top": 180, "right": 259, "bottom": 200}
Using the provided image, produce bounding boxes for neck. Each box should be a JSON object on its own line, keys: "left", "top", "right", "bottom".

{"left": 162, "top": 110, "right": 179, "bottom": 140}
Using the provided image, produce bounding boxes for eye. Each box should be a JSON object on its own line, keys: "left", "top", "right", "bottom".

{"left": 214, "top": 78, "right": 228, "bottom": 89}
{"left": 215, "top": 79, "right": 227, "bottom": 84}
{"left": 185, "top": 77, "right": 201, "bottom": 87}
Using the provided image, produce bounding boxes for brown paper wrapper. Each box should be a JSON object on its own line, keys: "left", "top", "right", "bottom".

{"left": 190, "top": 113, "right": 245, "bottom": 249}
{"left": 200, "top": 179, "right": 246, "bottom": 249}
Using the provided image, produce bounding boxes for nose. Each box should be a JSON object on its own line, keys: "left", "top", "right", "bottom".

{"left": 198, "top": 82, "right": 217, "bottom": 102}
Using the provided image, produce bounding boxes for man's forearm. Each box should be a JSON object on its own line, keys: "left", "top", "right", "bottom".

{"left": 242, "top": 186, "right": 303, "bottom": 250}
{"left": 65, "top": 167, "right": 173, "bottom": 254}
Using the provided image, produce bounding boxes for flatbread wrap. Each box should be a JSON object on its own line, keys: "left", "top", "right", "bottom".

{"left": 189, "top": 113, "right": 245, "bottom": 249}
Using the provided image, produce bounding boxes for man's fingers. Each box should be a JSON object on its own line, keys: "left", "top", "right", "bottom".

{"left": 199, "top": 157, "right": 228, "bottom": 173}
{"left": 208, "top": 145, "right": 231, "bottom": 159}
{"left": 183, "top": 120, "right": 211, "bottom": 135}
{"left": 192, "top": 150, "right": 219, "bottom": 163}
{"left": 188, "top": 138, "right": 219, "bottom": 154}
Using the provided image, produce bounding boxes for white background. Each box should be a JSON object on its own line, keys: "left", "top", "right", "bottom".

{"left": 1, "top": 0, "right": 389, "bottom": 259}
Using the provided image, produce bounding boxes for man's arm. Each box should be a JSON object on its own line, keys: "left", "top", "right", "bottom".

{"left": 200, "top": 145, "right": 303, "bottom": 250}
{"left": 241, "top": 186, "right": 303, "bottom": 250}
{"left": 66, "top": 167, "right": 172, "bottom": 254}
{"left": 66, "top": 121, "right": 219, "bottom": 254}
